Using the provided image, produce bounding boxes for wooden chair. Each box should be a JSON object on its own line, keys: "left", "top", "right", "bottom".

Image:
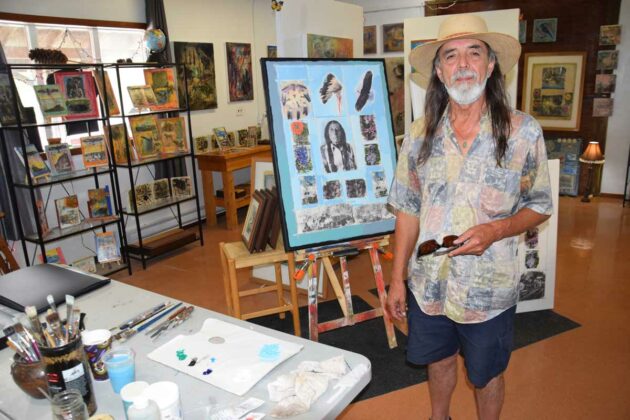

{"left": 219, "top": 241, "right": 300, "bottom": 336}
{"left": 0, "top": 212, "right": 19, "bottom": 274}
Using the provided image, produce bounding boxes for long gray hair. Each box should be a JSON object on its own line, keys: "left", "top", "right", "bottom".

{"left": 419, "top": 44, "right": 512, "bottom": 167}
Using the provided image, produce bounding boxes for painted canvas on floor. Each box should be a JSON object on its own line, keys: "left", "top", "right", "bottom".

{"left": 307, "top": 34, "right": 353, "bottom": 58}
{"left": 262, "top": 59, "right": 397, "bottom": 251}
{"left": 174, "top": 42, "right": 218, "bottom": 110}
{"left": 226, "top": 42, "right": 254, "bottom": 102}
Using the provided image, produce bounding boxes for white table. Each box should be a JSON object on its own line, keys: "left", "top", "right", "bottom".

{"left": 0, "top": 276, "right": 371, "bottom": 419}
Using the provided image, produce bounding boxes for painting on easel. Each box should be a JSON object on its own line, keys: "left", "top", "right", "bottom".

{"left": 262, "top": 58, "right": 397, "bottom": 251}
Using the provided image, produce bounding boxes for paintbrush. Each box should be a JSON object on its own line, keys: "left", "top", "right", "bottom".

{"left": 45, "top": 311, "right": 65, "bottom": 346}
{"left": 71, "top": 308, "right": 81, "bottom": 340}
{"left": 3, "top": 326, "right": 34, "bottom": 362}
{"left": 65, "top": 295, "right": 75, "bottom": 342}
{"left": 25, "top": 305, "right": 45, "bottom": 345}
{"left": 46, "top": 294, "right": 59, "bottom": 316}
{"left": 11, "top": 323, "right": 39, "bottom": 361}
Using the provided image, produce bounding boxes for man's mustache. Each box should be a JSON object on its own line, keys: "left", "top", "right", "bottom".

{"left": 450, "top": 69, "right": 478, "bottom": 83}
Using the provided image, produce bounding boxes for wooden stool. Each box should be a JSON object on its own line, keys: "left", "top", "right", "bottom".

{"left": 219, "top": 241, "right": 301, "bottom": 336}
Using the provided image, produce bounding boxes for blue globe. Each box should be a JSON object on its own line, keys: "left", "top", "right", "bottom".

{"left": 145, "top": 29, "right": 166, "bottom": 53}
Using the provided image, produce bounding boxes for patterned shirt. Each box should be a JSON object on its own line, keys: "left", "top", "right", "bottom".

{"left": 388, "top": 109, "right": 553, "bottom": 323}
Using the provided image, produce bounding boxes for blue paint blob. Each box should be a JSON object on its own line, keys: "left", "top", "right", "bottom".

{"left": 211, "top": 357, "right": 216, "bottom": 363}
{"left": 202, "top": 368, "right": 213, "bottom": 375}
{"left": 258, "top": 343, "right": 281, "bottom": 362}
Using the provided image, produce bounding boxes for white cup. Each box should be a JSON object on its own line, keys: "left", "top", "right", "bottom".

{"left": 144, "top": 381, "right": 182, "bottom": 420}
{"left": 120, "top": 381, "right": 149, "bottom": 419}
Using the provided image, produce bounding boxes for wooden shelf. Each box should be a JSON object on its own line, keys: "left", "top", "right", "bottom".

{"left": 126, "top": 228, "right": 198, "bottom": 257}
{"left": 215, "top": 195, "right": 251, "bottom": 209}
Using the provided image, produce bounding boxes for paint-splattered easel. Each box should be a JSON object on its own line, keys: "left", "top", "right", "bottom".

{"left": 293, "top": 236, "right": 397, "bottom": 349}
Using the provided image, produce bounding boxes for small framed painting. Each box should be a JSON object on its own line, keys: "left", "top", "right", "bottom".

{"left": 363, "top": 26, "right": 376, "bottom": 54}
{"left": 532, "top": 18, "right": 558, "bottom": 43}
{"left": 599, "top": 24, "right": 621, "bottom": 46}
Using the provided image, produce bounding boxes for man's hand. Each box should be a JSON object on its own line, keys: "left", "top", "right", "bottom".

{"left": 449, "top": 221, "right": 503, "bottom": 257}
{"left": 386, "top": 280, "right": 407, "bottom": 321}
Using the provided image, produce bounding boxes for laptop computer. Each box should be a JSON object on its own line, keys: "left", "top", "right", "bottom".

{"left": 0, "top": 264, "right": 111, "bottom": 313}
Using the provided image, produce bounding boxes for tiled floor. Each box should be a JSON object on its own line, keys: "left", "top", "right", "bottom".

{"left": 113, "top": 196, "right": 630, "bottom": 419}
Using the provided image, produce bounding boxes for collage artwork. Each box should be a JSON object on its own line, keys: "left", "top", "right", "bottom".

{"left": 264, "top": 60, "right": 397, "bottom": 250}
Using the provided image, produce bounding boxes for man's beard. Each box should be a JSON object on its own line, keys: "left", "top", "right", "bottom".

{"left": 443, "top": 69, "right": 488, "bottom": 105}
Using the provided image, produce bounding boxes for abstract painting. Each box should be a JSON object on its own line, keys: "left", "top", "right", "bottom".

{"left": 383, "top": 23, "right": 404, "bottom": 52}
{"left": 267, "top": 45, "right": 277, "bottom": 58}
{"left": 307, "top": 34, "right": 353, "bottom": 58}
{"left": 599, "top": 24, "right": 621, "bottom": 46}
{"left": 226, "top": 42, "right": 254, "bottom": 102}
{"left": 363, "top": 26, "right": 376, "bottom": 54}
{"left": 174, "top": 42, "right": 218, "bottom": 110}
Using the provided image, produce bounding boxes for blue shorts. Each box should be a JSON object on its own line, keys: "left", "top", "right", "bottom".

{"left": 406, "top": 291, "right": 516, "bottom": 388}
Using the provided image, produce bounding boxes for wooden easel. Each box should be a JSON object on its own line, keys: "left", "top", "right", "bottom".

{"left": 294, "top": 236, "right": 397, "bottom": 349}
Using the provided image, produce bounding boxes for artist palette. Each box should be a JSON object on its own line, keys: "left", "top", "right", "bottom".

{"left": 147, "top": 318, "right": 303, "bottom": 395}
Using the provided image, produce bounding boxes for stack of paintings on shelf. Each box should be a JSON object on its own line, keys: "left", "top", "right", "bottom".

{"left": 128, "top": 176, "right": 193, "bottom": 212}
{"left": 242, "top": 187, "right": 282, "bottom": 253}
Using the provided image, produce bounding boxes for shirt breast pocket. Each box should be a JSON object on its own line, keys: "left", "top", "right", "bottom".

{"left": 479, "top": 167, "right": 520, "bottom": 218}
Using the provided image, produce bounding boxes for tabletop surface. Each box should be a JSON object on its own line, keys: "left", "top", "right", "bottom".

{"left": 196, "top": 145, "right": 271, "bottom": 162}
{"left": 0, "top": 268, "right": 370, "bottom": 419}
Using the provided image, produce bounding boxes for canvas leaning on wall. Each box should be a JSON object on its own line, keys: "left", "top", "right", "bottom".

{"left": 262, "top": 59, "right": 397, "bottom": 251}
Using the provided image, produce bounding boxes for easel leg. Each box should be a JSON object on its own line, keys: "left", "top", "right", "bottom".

{"left": 339, "top": 256, "right": 355, "bottom": 325}
{"left": 287, "top": 254, "right": 301, "bottom": 337}
{"left": 322, "top": 257, "right": 349, "bottom": 318}
{"left": 308, "top": 259, "right": 319, "bottom": 342}
{"left": 369, "top": 247, "right": 398, "bottom": 349}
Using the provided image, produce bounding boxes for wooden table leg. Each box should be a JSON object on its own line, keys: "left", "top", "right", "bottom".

{"left": 222, "top": 170, "right": 238, "bottom": 229}
{"left": 219, "top": 243, "right": 233, "bottom": 316}
{"left": 201, "top": 170, "right": 217, "bottom": 226}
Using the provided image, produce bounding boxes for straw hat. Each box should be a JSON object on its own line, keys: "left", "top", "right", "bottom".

{"left": 409, "top": 14, "right": 521, "bottom": 88}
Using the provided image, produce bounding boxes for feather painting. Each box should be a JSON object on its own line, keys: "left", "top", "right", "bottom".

{"left": 280, "top": 81, "right": 311, "bottom": 120}
{"left": 355, "top": 71, "right": 373, "bottom": 111}
{"left": 320, "top": 73, "right": 343, "bottom": 114}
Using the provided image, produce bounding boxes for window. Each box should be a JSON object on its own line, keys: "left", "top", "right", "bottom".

{"left": 0, "top": 19, "right": 146, "bottom": 145}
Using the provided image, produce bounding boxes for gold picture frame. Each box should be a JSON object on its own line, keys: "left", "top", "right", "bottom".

{"left": 521, "top": 52, "right": 586, "bottom": 131}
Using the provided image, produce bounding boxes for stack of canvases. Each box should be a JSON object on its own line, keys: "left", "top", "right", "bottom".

{"left": 241, "top": 188, "right": 282, "bottom": 253}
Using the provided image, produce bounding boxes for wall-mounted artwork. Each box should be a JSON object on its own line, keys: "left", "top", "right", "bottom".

{"left": 306, "top": 34, "right": 353, "bottom": 58}
{"left": 382, "top": 23, "right": 404, "bottom": 52}
{"left": 174, "top": 42, "right": 217, "bottom": 110}
{"left": 262, "top": 58, "right": 397, "bottom": 251}
{"left": 226, "top": 42, "right": 254, "bottom": 102}
{"left": 597, "top": 50, "right": 619, "bottom": 70}
{"left": 519, "top": 20, "right": 527, "bottom": 44}
{"left": 522, "top": 52, "right": 586, "bottom": 131}
{"left": 593, "top": 98, "right": 614, "bottom": 117}
{"left": 384, "top": 57, "right": 404, "bottom": 136}
{"left": 599, "top": 24, "right": 621, "bottom": 45}
{"left": 595, "top": 74, "right": 616, "bottom": 94}
{"left": 532, "top": 18, "right": 558, "bottom": 43}
{"left": 267, "top": 45, "right": 277, "bottom": 58}
{"left": 363, "top": 26, "right": 376, "bottom": 54}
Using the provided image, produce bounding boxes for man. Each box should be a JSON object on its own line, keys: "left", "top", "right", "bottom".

{"left": 320, "top": 120, "right": 357, "bottom": 172}
{"left": 386, "top": 14, "right": 553, "bottom": 420}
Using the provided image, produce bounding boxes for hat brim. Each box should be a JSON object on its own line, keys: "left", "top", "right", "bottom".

{"left": 409, "top": 32, "right": 521, "bottom": 88}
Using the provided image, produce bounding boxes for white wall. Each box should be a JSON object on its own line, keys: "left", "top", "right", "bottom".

{"left": 0, "top": 0, "right": 145, "bottom": 23}
{"left": 404, "top": 9, "right": 520, "bottom": 133}
{"left": 602, "top": 0, "right": 630, "bottom": 194}
{"left": 275, "top": 0, "right": 364, "bottom": 57}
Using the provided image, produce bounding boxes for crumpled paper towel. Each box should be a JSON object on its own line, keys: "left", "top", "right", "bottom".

{"left": 268, "top": 355, "right": 348, "bottom": 418}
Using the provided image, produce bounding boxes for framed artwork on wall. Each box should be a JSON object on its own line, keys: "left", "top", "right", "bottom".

{"left": 363, "top": 26, "right": 376, "bottom": 54}
{"left": 521, "top": 52, "right": 586, "bottom": 131}
{"left": 173, "top": 42, "right": 218, "bottom": 110}
{"left": 597, "top": 50, "right": 619, "bottom": 71}
{"left": 261, "top": 58, "right": 397, "bottom": 251}
{"left": 306, "top": 34, "right": 353, "bottom": 58}
{"left": 226, "top": 42, "right": 254, "bottom": 101}
{"left": 599, "top": 24, "right": 621, "bottom": 46}
{"left": 382, "top": 23, "right": 404, "bottom": 52}
{"left": 532, "top": 18, "right": 558, "bottom": 43}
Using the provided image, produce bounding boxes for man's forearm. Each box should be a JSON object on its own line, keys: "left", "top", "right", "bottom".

{"left": 492, "top": 208, "right": 551, "bottom": 241}
{"left": 391, "top": 210, "right": 420, "bottom": 284}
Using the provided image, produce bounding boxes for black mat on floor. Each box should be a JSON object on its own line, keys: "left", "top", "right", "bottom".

{"left": 250, "top": 295, "right": 580, "bottom": 402}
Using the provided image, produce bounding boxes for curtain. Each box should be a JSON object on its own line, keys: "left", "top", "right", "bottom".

{"left": 146, "top": 0, "right": 187, "bottom": 179}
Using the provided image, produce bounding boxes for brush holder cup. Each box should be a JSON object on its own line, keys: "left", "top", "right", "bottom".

{"left": 40, "top": 337, "right": 97, "bottom": 415}
{"left": 10, "top": 354, "right": 47, "bottom": 399}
